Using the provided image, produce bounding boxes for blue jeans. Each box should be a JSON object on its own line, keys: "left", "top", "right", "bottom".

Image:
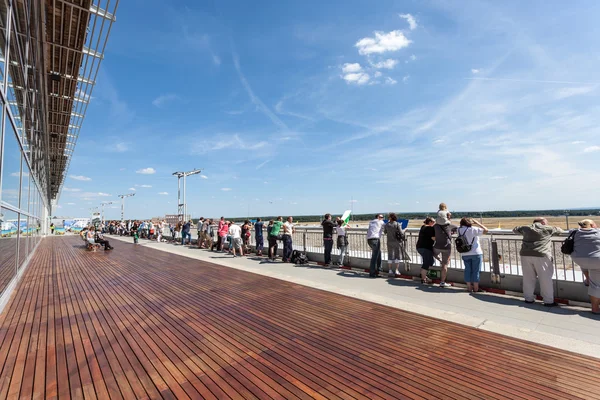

{"left": 181, "top": 231, "right": 191, "bottom": 245}
{"left": 324, "top": 239, "right": 333, "bottom": 264}
{"left": 462, "top": 254, "right": 483, "bottom": 283}
{"left": 256, "top": 235, "right": 264, "bottom": 251}
{"left": 282, "top": 235, "right": 293, "bottom": 261}
{"left": 367, "top": 239, "right": 381, "bottom": 275}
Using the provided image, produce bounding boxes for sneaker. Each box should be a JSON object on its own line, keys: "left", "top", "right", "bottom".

{"left": 388, "top": 270, "right": 395, "bottom": 277}
{"left": 439, "top": 281, "right": 451, "bottom": 288}
{"left": 524, "top": 300, "right": 535, "bottom": 304}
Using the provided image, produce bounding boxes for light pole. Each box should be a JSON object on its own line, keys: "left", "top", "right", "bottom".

{"left": 172, "top": 169, "right": 202, "bottom": 222}
{"left": 565, "top": 210, "right": 570, "bottom": 230}
{"left": 117, "top": 193, "right": 135, "bottom": 222}
{"left": 100, "top": 201, "right": 114, "bottom": 223}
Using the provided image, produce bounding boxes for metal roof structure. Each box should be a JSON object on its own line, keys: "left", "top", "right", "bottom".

{"left": 45, "top": 0, "right": 118, "bottom": 200}
{"left": 2, "top": 0, "right": 118, "bottom": 202}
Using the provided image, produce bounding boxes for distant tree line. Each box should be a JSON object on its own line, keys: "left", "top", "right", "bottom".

{"left": 201, "top": 209, "right": 600, "bottom": 224}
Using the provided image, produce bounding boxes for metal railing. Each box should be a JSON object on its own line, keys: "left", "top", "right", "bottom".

{"left": 247, "top": 226, "right": 584, "bottom": 283}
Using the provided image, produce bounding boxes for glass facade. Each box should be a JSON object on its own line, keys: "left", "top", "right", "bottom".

{"left": 0, "top": 0, "right": 49, "bottom": 295}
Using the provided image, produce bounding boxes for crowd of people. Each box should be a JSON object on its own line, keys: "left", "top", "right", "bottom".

{"left": 94, "top": 201, "right": 599, "bottom": 314}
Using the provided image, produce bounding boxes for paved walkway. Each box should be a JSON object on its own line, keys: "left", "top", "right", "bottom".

{"left": 111, "top": 235, "right": 600, "bottom": 359}
{"left": 1, "top": 235, "right": 599, "bottom": 399}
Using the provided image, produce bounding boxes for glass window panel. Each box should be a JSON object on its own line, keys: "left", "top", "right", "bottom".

{"left": 0, "top": 207, "right": 17, "bottom": 294}
{"left": 17, "top": 213, "right": 27, "bottom": 269}
{"left": 2, "top": 120, "right": 21, "bottom": 208}
{"left": 0, "top": 0, "right": 7, "bottom": 91}
{"left": 20, "top": 162, "right": 29, "bottom": 212}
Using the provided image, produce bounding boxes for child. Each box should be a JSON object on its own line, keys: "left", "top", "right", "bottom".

{"left": 132, "top": 226, "right": 139, "bottom": 244}
{"left": 436, "top": 203, "right": 452, "bottom": 225}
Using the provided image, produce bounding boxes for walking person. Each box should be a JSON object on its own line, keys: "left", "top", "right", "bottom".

{"left": 254, "top": 218, "right": 264, "bottom": 256}
{"left": 434, "top": 218, "right": 458, "bottom": 287}
{"left": 322, "top": 213, "right": 335, "bottom": 266}
{"left": 416, "top": 217, "right": 436, "bottom": 284}
{"left": 181, "top": 219, "right": 192, "bottom": 245}
{"left": 457, "top": 218, "right": 488, "bottom": 293}
{"left": 229, "top": 222, "right": 243, "bottom": 257}
{"left": 367, "top": 214, "right": 385, "bottom": 277}
{"left": 384, "top": 213, "right": 406, "bottom": 277}
{"left": 335, "top": 218, "right": 350, "bottom": 266}
{"left": 513, "top": 217, "right": 563, "bottom": 306}
{"left": 282, "top": 217, "right": 295, "bottom": 262}
{"left": 570, "top": 219, "right": 600, "bottom": 313}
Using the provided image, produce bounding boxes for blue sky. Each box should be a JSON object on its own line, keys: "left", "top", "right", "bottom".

{"left": 57, "top": 0, "right": 600, "bottom": 219}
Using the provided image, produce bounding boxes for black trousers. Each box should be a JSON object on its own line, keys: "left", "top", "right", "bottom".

{"left": 96, "top": 239, "right": 111, "bottom": 249}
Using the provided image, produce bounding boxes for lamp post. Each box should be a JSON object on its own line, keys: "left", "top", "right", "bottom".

{"left": 172, "top": 169, "right": 201, "bottom": 222}
{"left": 117, "top": 193, "right": 135, "bottom": 222}
{"left": 100, "top": 201, "right": 114, "bottom": 224}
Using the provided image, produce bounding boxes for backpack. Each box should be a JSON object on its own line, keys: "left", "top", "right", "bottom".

{"left": 455, "top": 227, "right": 475, "bottom": 253}
{"left": 291, "top": 250, "right": 301, "bottom": 263}
{"left": 394, "top": 222, "right": 406, "bottom": 241}
{"left": 296, "top": 253, "right": 309, "bottom": 265}
{"left": 561, "top": 230, "right": 577, "bottom": 255}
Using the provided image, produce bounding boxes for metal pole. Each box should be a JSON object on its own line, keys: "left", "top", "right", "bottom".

{"left": 183, "top": 174, "right": 187, "bottom": 221}
{"left": 121, "top": 197, "right": 124, "bottom": 222}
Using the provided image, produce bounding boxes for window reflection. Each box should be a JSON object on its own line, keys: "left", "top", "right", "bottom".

{"left": 0, "top": 207, "right": 17, "bottom": 294}
{"left": 17, "top": 213, "right": 27, "bottom": 269}
{"left": 2, "top": 120, "right": 21, "bottom": 208}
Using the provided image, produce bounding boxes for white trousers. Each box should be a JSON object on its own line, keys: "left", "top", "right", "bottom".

{"left": 521, "top": 255, "right": 555, "bottom": 304}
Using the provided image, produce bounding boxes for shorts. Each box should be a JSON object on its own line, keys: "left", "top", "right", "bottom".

{"left": 232, "top": 237, "right": 243, "bottom": 250}
{"left": 387, "top": 244, "right": 401, "bottom": 263}
{"left": 433, "top": 248, "right": 451, "bottom": 265}
{"left": 417, "top": 248, "right": 434, "bottom": 270}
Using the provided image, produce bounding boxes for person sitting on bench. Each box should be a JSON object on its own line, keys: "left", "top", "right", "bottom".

{"left": 86, "top": 227, "right": 97, "bottom": 248}
{"left": 94, "top": 228, "right": 114, "bottom": 251}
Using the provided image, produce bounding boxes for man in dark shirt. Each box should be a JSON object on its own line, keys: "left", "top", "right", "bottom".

{"left": 254, "top": 218, "right": 264, "bottom": 256}
{"left": 322, "top": 213, "right": 335, "bottom": 266}
{"left": 416, "top": 217, "right": 436, "bottom": 283}
{"left": 433, "top": 222, "right": 458, "bottom": 287}
{"left": 181, "top": 220, "right": 191, "bottom": 245}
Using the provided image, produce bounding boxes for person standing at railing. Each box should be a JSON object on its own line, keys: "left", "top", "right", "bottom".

{"left": 384, "top": 213, "right": 407, "bottom": 278}
{"left": 335, "top": 218, "right": 349, "bottom": 266}
{"left": 254, "top": 218, "right": 264, "bottom": 256}
{"left": 367, "top": 214, "right": 385, "bottom": 278}
{"left": 417, "top": 217, "right": 436, "bottom": 284}
{"left": 322, "top": 213, "right": 335, "bottom": 266}
{"left": 513, "top": 217, "right": 563, "bottom": 306}
{"left": 570, "top": 219, "right": 600, "bottom": 314}
{"left": 457, "top": 218, "right": 488, "bottom": 293}
{"left": 282, "top": 217, "right": 296, "bottom": 262}
{"left": 268, "top": 217, "right": 283, "bottom": 261}
{"left": 433, "top": 218, "right": 458, "bottom": 288}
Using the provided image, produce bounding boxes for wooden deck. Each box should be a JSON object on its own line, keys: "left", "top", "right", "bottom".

{"left": 0, "top": 236, "right": 599, "bottom": 400}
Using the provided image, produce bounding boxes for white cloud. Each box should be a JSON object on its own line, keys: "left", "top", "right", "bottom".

{"left": 399, "top": 13, "right": 417, "bottom": 30}
{"left": 212, "top": 55, "right": 221, "bottom": 65}
{"left": 119, "top": 168, "right": 126, "bottom": 171}
{"left": 63, "top": 187, "right": 81, "bottom": 192}
{"left": 136, "top": 167, "right": 156, "bottom": 175}
{"left": 113, "top": 142, "right": 128, "bottom": 152}
{"left": 342, "top": 63, "right": 362, "bottom": 73}
{"left": 471, "top": 69, "right": 480, "bottom": 74}
{"left": 385, "top": 77, "right": 398, "bottom": 85}
{"left": 70, "top": 175, "right": 91, "bottom": 181}
{"left": 67, "top": 202, "right": 76, "bottom": 205}
{"left": 256, "top": 159, "right": 271, "bottom": 170}
{"left": 343, "top": 72, "right": 370, "bottom": 85}
{"left": 98, "top": 192, "right": 111, "bottom": 197}
{"left": 372, "top": 59, "right": 398, "bottom": 69}
{"left": 139, "top": 184, "right": 152, "bottom": 188}
{"left": 571, "top": 141, "right": 585, "bottom": 144}
{"left": 374, "top": 71, "right": 382, "bottom": 78}
{"left": 409, "top": 54, "right": 416, "bottom": 61}
{"left": 152, "top": 94, "right": 179, "bottom": 107}
{"left": 490, "top": 176, "right": 506, "bottom": 180}
{"left": 10, "top": 172, "right": 28, "bottom": 177}
{"left": 433, "top": 138, "right": 445, "bottom": 144}
{"left": 355, "top": 31, "right": 411, "bottom": 55}
{"left": 554, "top": 86, "right": 596, "bottom": 100}
{"left": 200, "top": 175, "right": 208, "bottom": 179}
{"left": 129, "top": 187, "right": 136, "bottom": 191}
{"left": 402, "top": 75, "right": 410, "bottom": 83}
{"left": 221, "top": 188, "right": 232, "bottom": 191}
{"left": 583, "top": 146, "right": 600, "bottom": 153}
{"left": 195, "top": 134, "right": 268, "bottom": 153}
{"left": 158, "top": 192, "right": 169, "bottom": 195}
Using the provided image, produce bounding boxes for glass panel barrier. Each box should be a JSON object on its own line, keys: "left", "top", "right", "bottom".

{"left": 17, "top": 212, "right": 26, "bottom": 268}
{"left": 0, "top": 207, "right": 17, "bottom": 294}
{"left": 2, "top": 120, "right": 21, "bottom": 208}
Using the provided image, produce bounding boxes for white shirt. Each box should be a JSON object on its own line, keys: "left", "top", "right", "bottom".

{"left": 367, "top": 219, "right": 384, "bottom": 239}
{"left": 457, "top": 226, "right": 484, "bottom": 255}
{"left": 335, "top": 226, "right": 346, "bottom": 236}
{"left": 283, "top": 221, "right": 294, "bottom": 235}
{"left": 229, "top": 224, "right": 242, "bottom": 239}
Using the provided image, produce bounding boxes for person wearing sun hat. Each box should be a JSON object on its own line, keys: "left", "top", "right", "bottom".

{"left": 571, "top": 219, "right": 600, "bottom": 314}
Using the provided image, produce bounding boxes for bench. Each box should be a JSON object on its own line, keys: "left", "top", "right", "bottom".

{"left": 81, "top": 233, "right": 101, "bottom": 252}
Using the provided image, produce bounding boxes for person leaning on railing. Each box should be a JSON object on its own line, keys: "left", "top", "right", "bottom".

{"left": 282, "top": 217, "right": 296, "bottom": 262}
{"left": 322, "top": 213, "right": 335, "bottom": 266}
{"left": 457, "top": 218, "right": 488, "bottom": 293}
{"left": 268, "top": 217, "right": 284, "bottom": 261}
{"left": 416, "top": 217, "right": 436, "bottom": 284}
{"left": 367, "top": 214, "right": 385, "bottom": 277}
{"left": 570, "top": 219, "right": 600, "bottom": 314}
{"left": 513, "top": 217, "right": 564, "bottom": 306}
{"left": 335, "top": 218, "right": 349, "bottom": 266}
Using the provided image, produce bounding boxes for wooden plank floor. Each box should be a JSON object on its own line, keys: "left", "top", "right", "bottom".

{"left": 0, "top": 237, "right": 599, "bottom": 399}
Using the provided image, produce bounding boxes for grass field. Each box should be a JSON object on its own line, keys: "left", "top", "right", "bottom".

{"left": 299, "top": 215, "right": 592, "bottom": 230}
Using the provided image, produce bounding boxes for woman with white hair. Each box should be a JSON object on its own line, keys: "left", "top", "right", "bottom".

{"left": 571, "top": 219, "right": 600, "bottom": 314}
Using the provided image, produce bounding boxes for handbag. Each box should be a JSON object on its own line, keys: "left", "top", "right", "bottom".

{"left": 561, "top": 230, "right": 577, "bottom": 255}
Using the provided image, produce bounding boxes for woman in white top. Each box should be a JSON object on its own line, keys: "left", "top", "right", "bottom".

{"left": 335, "top": 219, "right": 349, "bottom": 266}
{"left": 457, "top": 218, "right": 488, "bottom": 293}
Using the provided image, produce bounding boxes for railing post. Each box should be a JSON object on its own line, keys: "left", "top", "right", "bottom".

{"left": 491, "top": 240, "right": 501, "bottom": 283}
{"left": 303, "top": 230, "right": 307, "bottom": 253}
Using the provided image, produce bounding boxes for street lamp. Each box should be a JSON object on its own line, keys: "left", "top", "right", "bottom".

{"left": 117, "top": 193, "right": 136, "bottom": 222}
{"left": 172, "top": 169, "right": 201, "bottom": 222}
{"left": 100, "top": 201, "right": 114, "bottom": 223}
